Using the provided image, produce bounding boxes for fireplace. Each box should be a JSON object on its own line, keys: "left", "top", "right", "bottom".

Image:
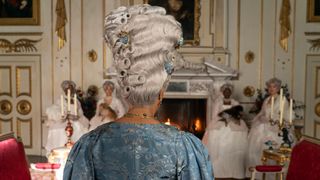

{"left": 157, "top": 98, "right": 207, "bottom": 139}
{"left": 105, "top": 59, "right": 238, "bottom": 139}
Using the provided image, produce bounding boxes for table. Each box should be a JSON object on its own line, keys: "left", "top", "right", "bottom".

{"left": 260, "top": 147, "right": 292, "bottom": 180}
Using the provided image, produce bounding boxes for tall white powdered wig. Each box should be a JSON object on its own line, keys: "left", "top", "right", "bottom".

{"left": 104, "top": 4, "right": 204, "bottom": 107}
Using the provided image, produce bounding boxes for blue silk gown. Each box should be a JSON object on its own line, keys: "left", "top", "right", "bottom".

{"left": 63, "top": 122, "right": 214, "bottom": 180}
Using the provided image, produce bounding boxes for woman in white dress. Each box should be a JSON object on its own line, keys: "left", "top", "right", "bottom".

{"left": 202, "top": 83, "right": 239, "bottom": 144}
{"left": 202, "top": 84, "right": 247, "bottom": 179}
{"left": 45, "top": 81, "right": 89, "bottom": 154}
{"left": 246, "top": 77, "right": 292, "bottom": 178}
{"left": 96, "top": 81, "right": 127, "bottom": 118}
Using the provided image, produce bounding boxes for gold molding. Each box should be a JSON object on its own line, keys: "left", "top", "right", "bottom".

{"left": 0, "top": 32, "right": 43, "bottom": 36}
{"left": 243, "top": 86, "right": 255, "bottom": 97}
{"left": 144, "top": 0, "right": 200, "bottom": 46}
{"left": 81, "top": 0, "right": 84, "bottom": 86}
{"left": 0, "top": 66, "right": 12, "bottom": 97}
{"left": 273, "top": 0, "right": 277, "bottom": 77}
{"left": 236, "top": 0, "right": 241, "bottom": 70}
{"left": 69, "top": 0, "right": 72, "bottom": 80}
{"left": 0, "top": 118, "right": 13, "bottom": 134}
{"left": 314, "top": 121, "right": 320, "bottom": 138}
{"left": 316, "top": 66, "right": 320, "bottom": 98}
{"left": 16, "top": 66, "right": 32, "bottom": 97}
{"left": 245, "top": 51, "right": 255, "bottom": 64}
{"left": 88, "top": 49, "right": 98, "bottom": 62}
{"left": 0, "top": 100, "right": 12, "bottom": 115}
{"left": 291, "top": 0, "right": 296, "bottom": 97}
{"left": 16, "top": 100, "right": 32, "bottom": 115}
{"left": 0, "top": 38, "right": 41, "bottom": 53}
{"left": 0, "top": 0, "right": 40, "bottom": 25}
{"left": 307, "top": 38, "right": 320, "bottom": 51}
{"left": 259, "top": 0, "right": 263, "bottom": 89}
{"left": 315, "top": 102, "right": 320, "bottom": 117}
{"left": 307, "top": 0, "right": 320, "bottom": 22}
{"left": 16, "top": 118, "right": 32, "bottom": 148}
{"left": 102, "top": 0, "right": 108, "bottom": 79}
{"left": 305, "top": 32, "right": 320, "bottom": 36}
{"left": 192, "top": 0, "right": 201, "bottom": 46}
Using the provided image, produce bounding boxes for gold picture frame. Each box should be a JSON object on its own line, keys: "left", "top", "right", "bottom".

{"left": 307, "top": 0, "right": 320, "bottom": 22}
{"left": 0, "top": 0, "right": 40, "bottom": 25}
{"left": 143, "top": 0, "right": 200, "bottom": 45}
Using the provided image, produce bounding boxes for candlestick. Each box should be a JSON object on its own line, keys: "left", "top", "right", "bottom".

{"left": 271, "top": 96, "right": 274, "bottom": 119}
{"left": 279, "top": 88, "right": 283, "bottom": 113}
{"left": 67, "top": 89, "right": 71, "bottom": 112}
{"left": 74, "top": 94, "right": 77, "bottom": 116}
{"left": 289, "top": 98, "right": 293, "bottom": 124}
{"left": 60, "top": 95, "right": 64, "bottom": 116}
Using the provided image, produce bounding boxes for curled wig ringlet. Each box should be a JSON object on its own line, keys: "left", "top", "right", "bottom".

{"left": 104, "top": 5, "right": 204, "bottom": 106}
{"left": 265, "top": 77, "right": 282, "bottom": 90}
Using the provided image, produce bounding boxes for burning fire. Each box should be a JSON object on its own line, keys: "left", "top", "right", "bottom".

{"left": 194, "top": 118, "right": 202, "bottom": 131}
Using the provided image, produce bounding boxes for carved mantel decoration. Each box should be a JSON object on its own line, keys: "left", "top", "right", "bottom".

{"left": 0, "top": 38, "right": 41, "bottom": 53}
{"left": 307, "top": 38, "right": 320, "bottom": 51}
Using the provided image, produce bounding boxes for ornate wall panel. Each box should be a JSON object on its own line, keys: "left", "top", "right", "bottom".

{"left": 0, "top": 66, "right": 12, "bottom": 97}
{"left": 16, "top": 66, "right": 32, "bottom": 97}
{"left": 0, "top": 118, "right": 13, "bottom": 134}
{"left": 316, "top": 66, "right": 320, "bottom": 98}
{"left": 17, "top": 118, "right": 32, "bottom": 148}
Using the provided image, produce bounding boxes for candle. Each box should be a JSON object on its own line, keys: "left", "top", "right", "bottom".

{"left": 74, "top": 94, "right": 77, "bottom": 116}
{"left": 289, "top": 99, "right": 293, "bottom": 124}
{"left": 279, "top": 88, "right": 283, "bottom": 113}
{"left": 60, "top": 95, "right": 64, "bottom": 116}
{"left": 280, "top": 97, "right": 286, "bottom": 125}
{"left": 67, "top": 89, "right": 71, "bottom": 112}
{"left": 271, "top": 96, "right": 274, "bottom": 119}
{"left": 165, "top": 118, "right": 171, "bottom": 125}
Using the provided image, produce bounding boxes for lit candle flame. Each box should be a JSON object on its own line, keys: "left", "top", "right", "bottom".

{"left": 165, "top": 118, "right": 171, "bottom": 125}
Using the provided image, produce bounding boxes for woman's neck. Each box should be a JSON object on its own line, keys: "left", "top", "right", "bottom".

{"left": 116, "top": 106, "right": 160, "bottom": 124}
{"left": 223, "top": 98, "right": 231, "bottom": 105}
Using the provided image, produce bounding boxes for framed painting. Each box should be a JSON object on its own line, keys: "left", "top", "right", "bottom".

{"left": 0, "top": 0, "right": 40, "bottom": 25}
{"left": 144, "top": 0, "right": 200, "bottom": 45}
{"left": 307, "top": 0, "right": 320, "bottom": 22}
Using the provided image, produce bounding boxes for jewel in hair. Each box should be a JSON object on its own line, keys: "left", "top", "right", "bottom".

{"left": 178, "top": 37, "right": 184, "bottom": 46}
{"left": 164, "top": 60, "right": 174, "bottom": 75}
{"left": 117, "top": 31, "right": 130, "bottom": 45}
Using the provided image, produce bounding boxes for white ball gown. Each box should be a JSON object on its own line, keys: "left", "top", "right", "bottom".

{"left": 203, "top": 97, "right": 247, "bottom": 178}
{"left": 45, "top": 96, "right": 89, "bottom": 153}
{"left": 246, "top": 95, "right": 293, "bottom": 178}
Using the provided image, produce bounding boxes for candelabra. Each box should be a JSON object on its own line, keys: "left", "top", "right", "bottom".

{"left": 62, "top": 111, "right": 79, "bottom": 148}
{"left": 269, "top": 118, "right": 293, "bottom": 148}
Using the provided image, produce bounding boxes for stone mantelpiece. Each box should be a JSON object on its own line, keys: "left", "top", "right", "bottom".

{"left": 164, "top": 58, "right": 238, "bottom": 124}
